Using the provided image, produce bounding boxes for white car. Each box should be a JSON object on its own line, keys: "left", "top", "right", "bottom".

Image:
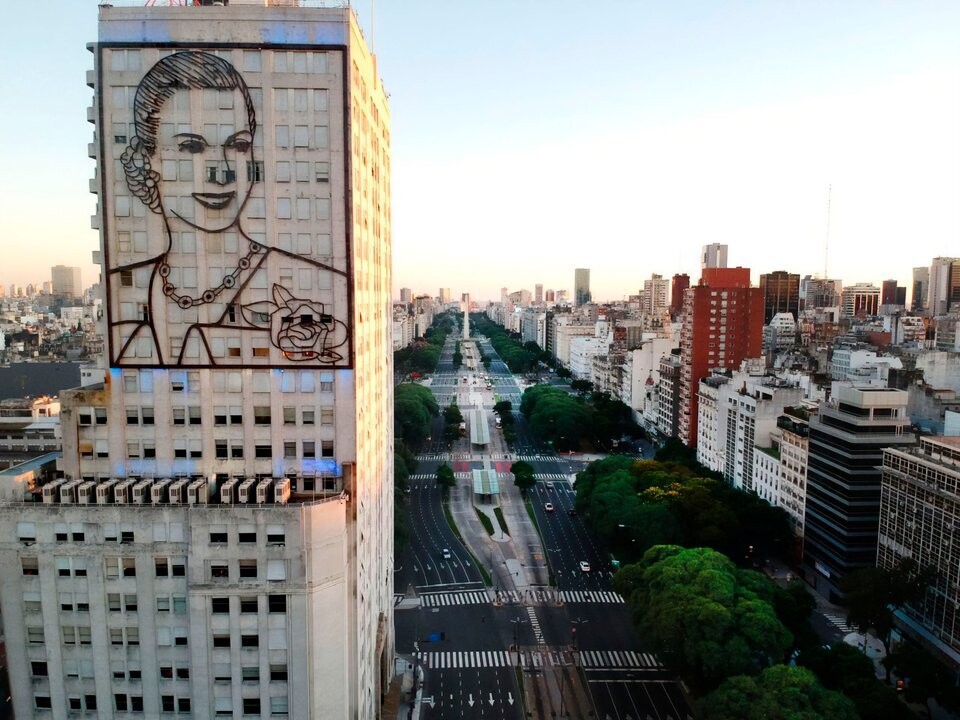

{"left": 579, "top": 561, "right": 591, "bottom": 573}
{"left": 442, "top": 548, "right": 451, "bottom": 559}
{"left": 544, "top": 503, "right": 555, "bottom": 512}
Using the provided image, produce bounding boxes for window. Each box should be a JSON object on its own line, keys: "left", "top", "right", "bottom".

{"left": 266, "top": 559, "right": 287, "bottom": 581}
{"left": 284, "top": 441, "right": 297, "bottom": 459}
{"left": 239, "top": 560, "right": 257, "bottom": 579}
{"left": 173, "top": 628, "right": 188, "bottom": 645}
{"left": 121, "top": 530, "right": 135, "bottom": 544}
{"left": 210, "top": 528, "right": 228, "bottom": 544}
{"left": 78, "top": 410, "right": 92, "bottom": 426}
{"left": 22, "top": 557, "right": 38, "bottom": 576}
{"left": 243, "top": 698, "right": 260, "bottom": 715}
{"left": 247, "top": 160, "right": 264, "bottom": 182}
{"left": 238, "top": 530, "right": 256, "bottom": 543}
{"left": 124, "top": 594, "right": 137, "bottom": 611}
{"left": 240, "top": 597, "right": 258, "bottom": 614}
{"left": 141, "top": 407, "right": 154, "bottom": 425}
{"left": 212, "top": 634, "right": 230, "bottom": 648}
{"left": 125, "top": 406, "right": 139, "bottom": 425}
{"left": 255, "top": 444, "right": 272, "bottom": 459}
{"left": 302, "top": 409, "right": 315, "bottom": 425}
{"left": 267, "top": 526, "right": 286, "bottom": 545}
{"left": 156, "top": 596, "right": 170, "bottom": 612}
{"left": 230, "top": 406, "right": 243, "bottom": 424}
{"left": 120, "top": 270, "right": 133, "bottom": 287}
{"left": 27, "top": 627, "right": 44, "bottom": 644}
{"left": 253, "top": 406, "right": 271, "bottom": 425}
{"left": 242, "top": 665, "right": 260, "bottom": 681}
{"left": 321, "top": 440, "right": 334, "bottom": 458}
{"left": 268, "top": 594, "right": 287, "bottom": 613}
{"left": 31, "top": 661, "right": 47, "bottom": 677}
{"left": 302, "top": 441, "right": 315, "bottom": 458}
{"left": 214, "top": 407, "right": 227, "bottom": 425}
{"left": 35, "top": 696, "right": 52, "bottom": 710}
{"left": 172, "top": 407, "right": 185, "bottom": 425}
{"left": 320, "top": 407, "right": 334, "bottom": 425}
{"left": 131, "top": 696, "right": 143, "bottom": 712}
{"left": 270, "top": 664, "right": 288, "bottom": 681}
{"left": 17, "top": 521, "right": 36, "bottom": 544}
{"left": 162, "top": 696, "right": 175, "bottom": 712}
{"left": 215, "top": 440, "right": 228, "bottom": 459}
{"left": 211, "top": 597, "right": 230, "bottom": 614}
{"left": 211, "top": 563, "right": 229, "bottom": 579}
{"left": 241, "top": 634, "right": 259, "bottom": 648}
{"left": 282, "top": 406, "right": 296, "bottom": 425}
{"left": 189, "top": 406, "right": 202, "bottom": 425}
{"left": 231, "top": 443, "right": 244, "bottom": 459}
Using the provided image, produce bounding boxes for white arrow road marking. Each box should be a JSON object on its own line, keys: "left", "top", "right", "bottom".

{"left": 488, "top": 693, "right": 495, "bottom": 706}
{"left": 507, "top": 692, "right": 514, "bottom": 706}
{"left": 467, "top": 694, "right": 475, "bottom": 708}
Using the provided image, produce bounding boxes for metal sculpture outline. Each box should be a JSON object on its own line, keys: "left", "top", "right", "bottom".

{"left": 106, "top": 50, "right": 349, "bottom": 368}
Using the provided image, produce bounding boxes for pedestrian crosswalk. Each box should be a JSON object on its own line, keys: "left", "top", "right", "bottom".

{"left": 527, "top": 606, "right": 544, "bottom": 645}
{"left": 420, "top": 590, "right": 489, "bottom": 607}
{"left": 416, "top": 648, "right": 661, "bottom": 670}
{"left": 579, "top": 650, "right": 663, "bottom": 669}
{"left": 534, "top": 472, "right": 569, "bottom": 481}
{"left": 559, "top": 590, "right": 624, "bottom": 604}
{"left": 823, "top": 612, "right": 854, "bottom": 634}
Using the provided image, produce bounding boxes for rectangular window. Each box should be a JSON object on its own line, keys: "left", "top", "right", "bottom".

{"left": 141, "top": 407, "right": 154, "bottom": 425}
{"left": 240, "top": 597, "right": 258, "bottom": 614}
{"left": 27, "top": 627, "right": 44, "bottom": 644}
{"left": 126, "top": 407, "right": 138, "bottom": 425}
{"left": 211, "top": 563, "right": 229, "bottom": 579}
{"left": 215, "top": 440, "right": 228, "bottom": 459}
{"left": 267, "top": 526, "right": 286, "bottom": 545}
{"left": 302, "top": 409, "right": 315, "bottom": 425}
{"left": 270, "top": 664, "right": 288, "bottom": 681}
{"left": 241, "top": 634, "right": 259, "bottom": 648}
{"left": 321, "top": 440, "right": 334, "bottom": 458}
{"left": 268, "top": 594, "right": 287, "bottom": 614}
{"left": 242, "top": 665, "right": 260, "bottom": 681}
{"left": 253, "top": 406, "right": 271, "bottom": 425}
{"left": 214, "top": 406, "right": 227, "bottom": 425}
{"left": 212, "top": 634, "right": 230, "bottom": 648}
{"left": 283, "top": 441, "right": 297, "bottom": 459}
{"left": 21, "top": 557, "right": 39, "bottom": 576}
{"left": 172, "top": 407, "right": 185, "bottom": 425}
{"left": 255, "top": 444, "right": 272, "bottom": 459}
{"left": 320, "top": 407, "right": 334, "bottom": 425}
{"left": 239, "top": 530, "right": 257, "bottom": 543}
{"left": 211, "top": 597, "right": 230, "bottom": 614}
{"left": 302, "top": 441, "right": 315, "bottom": 458}
{"left": 239, "top": 560, "right": 257, "bottom": 579}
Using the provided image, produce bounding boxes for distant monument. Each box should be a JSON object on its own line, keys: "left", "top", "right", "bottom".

{"left": 463, "top": 294, "right": 470, "bottom": 339}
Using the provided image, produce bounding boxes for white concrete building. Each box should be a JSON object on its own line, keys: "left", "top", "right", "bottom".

{"left": 519, "top": 308, "right": 547, "bottom": 349}
{"left": 553, "top": 322, "right": 594, "bottom": 368}
{"left": 829, "top": 347, "right": 903, "bottom": 382}
{"left": 0, "top": 4, "right": 394, "bottom": 719}
{"left": 568, "top": 336, "right": 606, "bottom": 379}
{"left": 915, "top": 351, "right": 960, "bottom": 393}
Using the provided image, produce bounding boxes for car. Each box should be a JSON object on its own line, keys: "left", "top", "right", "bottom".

{"left": 545, "top": 482, "right": 554, "bottom": 490}
{"left": 567, "top": 508, "right": 577, "bottom": 516}
{"left": 544, "top": 503, "right": 555, "bottom": 512}
{"left": 442, "top": 548, "right": 451, "bottom": 559}
{"left": 579, "top": 561, "right": 591, "bottom": 573}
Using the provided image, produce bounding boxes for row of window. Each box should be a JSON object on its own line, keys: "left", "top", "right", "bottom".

{"left": 119, "top": 368, "right": 333, "bottom": 394}
{"left": 20, "top": 522, "right": 287, "bottom": 546}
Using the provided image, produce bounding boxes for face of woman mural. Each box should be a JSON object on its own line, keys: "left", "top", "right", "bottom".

{"left": 157, "top": 86, "right": 257, "bottom": 234}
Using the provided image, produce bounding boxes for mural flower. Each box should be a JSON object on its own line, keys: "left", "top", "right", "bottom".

{"left": 242, "top": 285, "right": 347, "bottom": 362}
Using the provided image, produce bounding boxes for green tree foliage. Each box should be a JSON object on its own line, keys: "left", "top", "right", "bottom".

{"left": 471, "top": 315, "right": 538, "bottom": 373}
{"left": 840, "top": 560, "right": 936, "bottom": 653}
{"left": 625, "top": 546, "right": 793, "bottom": 691}
{"left": 555, "top": 366, "right": 572, "bottom": 379}
{"left": 885, "top": 642, "right": 960, "bottom": 714}
{"left": 703, "top": 665, "right": 858, "bottom": 720}
{"left": 800, "top": 643, "right": 917, "bottom": 720}
{"left": 435, "top": 464, "right": 456, "bottom": 492}
{"left": 443, "top": 402, "right": 464, "bottom": 425}
{"left": 574, "top": 459, "right": 793, "bottom": 563}
{"left": 521, "top": 384, "right": 640, "bottom": 453}
{"left": 511, "top": 460, "right": 535, "bottom": 494}
{"left": 394, "top": 341, "right": 441, "bottom": 375}
{"left": 452, "top": 341, "right": 463, "bottom": 369}
{"left": 570, "top": 378, "right": 593, "bottom": 394}
{"left": 394, "top": 384, "right": 438, "bottom": 449}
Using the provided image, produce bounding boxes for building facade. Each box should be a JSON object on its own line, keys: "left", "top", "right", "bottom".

{"left": 670, "top": 274, "right": 690, "bottom": 316}
{"left": 574, "top": 268, "right": 591, "bottom": 307}
{"left": 803, "top": 387, "right": 913, "bottom": 602}
{"left": 678, "top": 268, "right": 763, "bottom": 446}
{"left": 701, "top": 243, "right": 728, "bottom": 269}
{"left": 51, "top": 266, "right": 83, "bottom": 300}
{"left": 759, "top": 271, "right": 799, "bottom": 325}
{"left": 879, "top": 437, "right": 960, "bottom": 663}
{"left": 0, "top": 4, "right": 394, "bottom": 719}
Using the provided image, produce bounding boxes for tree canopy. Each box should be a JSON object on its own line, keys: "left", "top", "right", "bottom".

{"left": 622, "top": 545, "right": 793, "bottom": 691}
{"left": 435, "top": 464, "right": 455, "bottom": 491}
{"left": 471, "top": 315, "right": 539, "bottom": 373}
{"left": 511, "top": 460, "right": 535, "bottom": 494}
{"left": 703, "top": 665, "right": 858, "bottom": 720}
{"left": 394, "top": 383, "right": 438, "bottom": 449}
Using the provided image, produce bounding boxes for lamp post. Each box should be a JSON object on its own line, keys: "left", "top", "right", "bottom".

{"left": 509, "top": 616, "right": 528, "bottom": 667}
{"left": 559, "top": 617, "right": 589, "bottom": 718}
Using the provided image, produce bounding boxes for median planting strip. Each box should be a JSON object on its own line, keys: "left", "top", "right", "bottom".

{"left": 494, "top": 506, "right": 509, "bottom": 535}
{"left": 442, "top": 496, "right": 492, "bottom": 586}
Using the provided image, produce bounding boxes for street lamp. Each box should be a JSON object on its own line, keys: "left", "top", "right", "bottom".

{"left": 559, "top": 617, "right": 589, "bottom": 718}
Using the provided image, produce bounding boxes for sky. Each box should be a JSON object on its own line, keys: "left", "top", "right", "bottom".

{"left": 1, "top": 1, "right": 958, "bottom": 303}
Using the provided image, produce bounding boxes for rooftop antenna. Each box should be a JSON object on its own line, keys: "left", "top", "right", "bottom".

{"left": 824, "top": 184, "right": 832, "bottom": 279}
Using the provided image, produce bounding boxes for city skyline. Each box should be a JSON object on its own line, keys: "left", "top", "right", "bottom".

{"left": 3, "top": 1, "right": 960, "bottom": 299}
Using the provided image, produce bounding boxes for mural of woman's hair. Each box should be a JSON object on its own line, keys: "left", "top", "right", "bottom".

{"left": 120, "top": 51, "right": 257, "bottom": 213}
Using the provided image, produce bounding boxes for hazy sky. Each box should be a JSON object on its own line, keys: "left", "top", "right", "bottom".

{"left": 1, "top": 2, "right": 958, "bottom": 302}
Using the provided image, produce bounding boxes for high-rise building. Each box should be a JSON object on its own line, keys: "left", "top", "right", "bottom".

{"left": 642, "top": 274, "right": 669, "bottom": 316}
{"left": 879, "top": 437, "right": 960, "bottom": 662}
{"left": 803, "top": 278, "right": 842, "bottom": 309}
{"left": 678, "top": 268, "right": 763, "bottom": 446}
{"left": 399, "top": 287, "right": 412, "bottom": 303}
{"left": 928, "top": 257, "right": 960, "bottom": 316}
{"left": 574, "top": 268, "right": 591, "bottom": 306}
{"left": 758, "top": 270, "right": 800, "bottom": 324}
{"left": 439, "top": 288, "right": 451, "bottom": 305}
{"left": 545, "top": 289, "right": 555, "bottom": 303}
{"left": 701, "top": 243, "right": 728, "bottom": 269}
{"left": 881, "top": 279, "right": 900, "bottom": 306}
{"left": 840, "top": 283, "right": 881, "bottom": 318}
{"left": 912, "top": 266, "right": 930, "bottom": 312}
{"left": 0, "top": 4, "right": 393, "bottom": 718}
{"left": 670, "top": 273, "right": 690, "bottom": 316}
{"left": 803, "top": 387, "right": 913, "bottom": 602}
{"left": 51, "top": 265, "right": 82, "bottom": 299}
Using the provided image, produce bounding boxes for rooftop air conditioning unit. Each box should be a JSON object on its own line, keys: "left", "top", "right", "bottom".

{"left": 168, "top": 479, "right": 188, "bottom": 504}
{"left": 77, "top": 481, "right": 96, "bottom": 504}
{"left": 96, "top": 479, "right": 118, "bottom": 504}
{"left": 220, "top": 478, "right": 239, "bottom": 505}
{"left": 151, "top": 479, "right": 172, "bottom": 505}
{"left": 256, "top": 478, "right": 273, "bottom": 504}
{"left": 238, "top": 478, "right": 256, "bottom": 504}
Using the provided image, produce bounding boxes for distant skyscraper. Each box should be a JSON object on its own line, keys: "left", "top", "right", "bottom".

{"left": 701, "top": 243, "right": 728, "bottom": 269}
{"left": 841, "top": 283, "right": 881, "bottom": 317}
{"left": 670, "top": 273, "right": 690, "bottom": 316}
{"left": 50, "top": 265, "right": 82, "bottom": 298}
{"left": 912, "top": 267, "right": 930, "bottom": 312}
{"left": 928, "top": 257, "right": 960, "bottom": 316}
{"left": 500, "top": 287, "right": 509, "bottom": 304}
{"left": 545, "top": 289, "right": 555, "bottom": 303}
{"left": 804, "top": 278, "right": 842, "bottom": 309}
{"left": 534, "top": 284, "right": 543, "bottom": 304}
{"left": 439, "top": 288, "right": 451, "bottom": 305}
{"left": 678, "top": 268, "right": 763, "bottom": 446}
{"left": 642, "top": 274, "right": 669, "bottom": 316}
{"left": 400, "top": 287, "right": 413, "bottom": 303}
{"left": 0, "top": 5, "right": 394, "bottom": 719}
{"left": 758, "top": 271, "right": 800, "bottom": 324}
{"left": 574, "top": 268, "right": 591, "bottom": 306}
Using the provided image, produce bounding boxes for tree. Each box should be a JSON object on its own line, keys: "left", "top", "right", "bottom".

{"left": 885, "top": 642, "right": 960, "bottom": 714}
{"left": 511, "top": 460, "right": 535, "bottom": 495}
{"left": 570, "top": 378, "right": 593, "bottom": 394}
{"left": 493, "top": 400, "right": 513, "bottom": 417}
{"left": 555, "top": 366, "right": 572, "bottom": 379}
{"left": 840, "top": 560, "right": 936, "bottom": 661}
{"left": 443, "top": 402, "right": 464, "bottom": 426}
{"left": 626, "top": 545, "right": 793, "bottom": 692}
{"left": 435, "top": 464, "right": 456, "bottom": 493}
{"left": 703, "top": 665, "right": 858, "bottom": 720}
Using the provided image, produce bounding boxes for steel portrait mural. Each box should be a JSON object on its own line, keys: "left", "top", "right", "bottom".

{"left": 104, "top": 50, "right": 349, "bottom": 367}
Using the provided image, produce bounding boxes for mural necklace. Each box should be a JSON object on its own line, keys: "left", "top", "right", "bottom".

{"left": 159, "top": 238, "right": 263, "bottom": 309}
